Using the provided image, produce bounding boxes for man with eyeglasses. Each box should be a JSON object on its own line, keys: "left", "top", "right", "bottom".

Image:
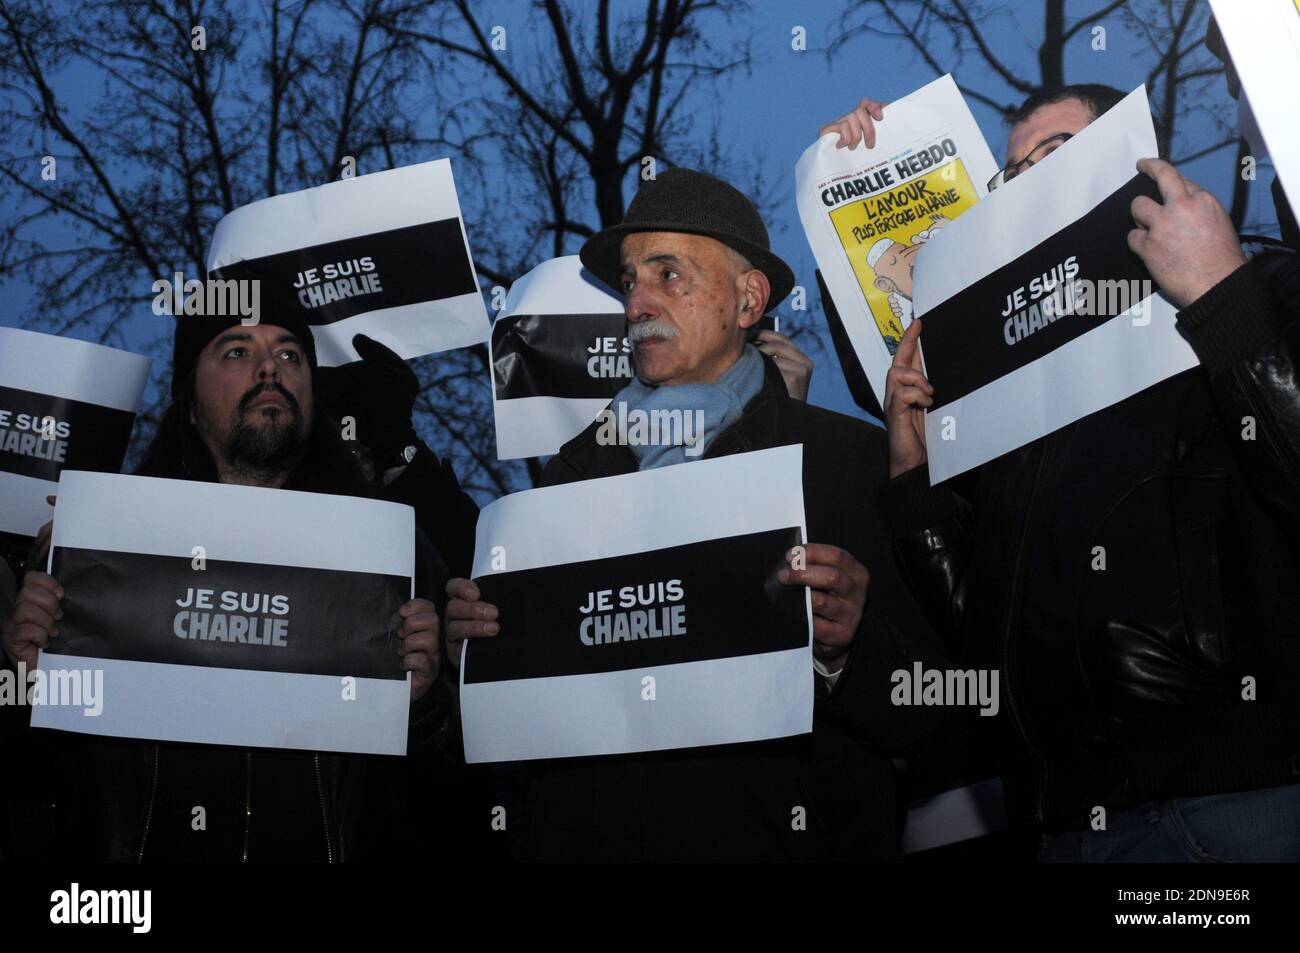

{"left": 987, "top": 88, "right": 1113, "bottom": 191}
{"left": 821, "top": 84, "right": 1300, "bottom": 862}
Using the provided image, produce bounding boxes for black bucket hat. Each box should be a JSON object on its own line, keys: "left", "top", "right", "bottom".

{"left": 579, "top": 168, "right": 795, "bottom": 309}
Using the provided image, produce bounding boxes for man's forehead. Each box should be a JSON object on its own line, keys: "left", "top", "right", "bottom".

{"left": 206, "top": 324, "right": 303, "bottom": 350}
{"left": 619, "top": 231, "right": 718, "bottom": 269}
{"left": 1005, "top": 97, "right": 1094, "bottom": 164}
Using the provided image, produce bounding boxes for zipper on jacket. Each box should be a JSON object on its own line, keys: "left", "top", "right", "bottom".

{"left": 136, "top": 744, "right": 160, "bottom": 862}
{"left": 1002, "top": 443, "right": 1052, "bottom": 825}
{"left": 314, "top": 754, "right": 335, "bottom": 863}
{"left": 242, "top": 750, "right": 252, "bottom": 862}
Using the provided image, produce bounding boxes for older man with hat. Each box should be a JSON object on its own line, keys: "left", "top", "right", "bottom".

{"left": 446, "top": 168, "right": 949, "bottom": 861}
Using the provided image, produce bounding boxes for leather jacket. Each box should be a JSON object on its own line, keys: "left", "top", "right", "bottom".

{"left": 877, "top": 250, "right": 1300, "bottom": 827}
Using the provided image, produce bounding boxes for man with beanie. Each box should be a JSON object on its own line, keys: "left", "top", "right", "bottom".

{"left": 445, "top": 168, "right": 950, "bottom": 861}
{"left": 1, "top": 312, "right": 459, "bottom": 861}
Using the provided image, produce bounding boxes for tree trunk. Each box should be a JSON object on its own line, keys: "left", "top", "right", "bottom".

{"left": 593, "top": 153, "right": 628, "bottom": 227}
{"left": 1038, "top": 0, "right": 1067, "bottom": 87}
{"left": 1229, "top": 137, "right": 1250, "bottom": 232}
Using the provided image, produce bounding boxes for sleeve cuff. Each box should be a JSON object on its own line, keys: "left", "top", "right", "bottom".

{"left": 1176, "top": 260, "right": 1287, "bottom": 375}
{"left": 875, "top": 464, "right": 962, "bottom": 539}
{"left": 812, "top": 654, "right": 845, "bottom": 689}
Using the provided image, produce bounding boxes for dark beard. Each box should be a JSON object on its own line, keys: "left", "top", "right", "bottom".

{"left": 220, "top": 384, "right": 307, "bottom": 477}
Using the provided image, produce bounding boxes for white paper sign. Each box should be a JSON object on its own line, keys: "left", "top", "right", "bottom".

{"left": 207, "top": 159, "right": 488, "bottom": 366}
{"left": 33, "top": 471, "right": 415, "bottom": 756}
{"left": 490, "top": 256, "right": 628, "bottom": 460}
{"left": 796, "top": 74, "right": 999, "bottom": 410}
{"left": 1209, "top": 0, "right": 1300, "bottom": 218}
{"left": 914, "top": 86, "right": 1195, "bottom": 483}
{"left": 460, "top": 445, "right": 813, "bottom": 763}
{"left": 0, "top": 328, "right": 150, "bottom": 536}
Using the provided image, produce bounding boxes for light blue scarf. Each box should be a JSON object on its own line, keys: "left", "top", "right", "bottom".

{"left": 612, "top": 344, "right": 765, "bottom": 470}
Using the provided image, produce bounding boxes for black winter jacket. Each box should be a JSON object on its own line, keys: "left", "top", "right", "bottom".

{"left": 877, "top": 252, "right": 1300, "bottom": 828}
{"left": 520, "top": 355, "right": 950, "bottom": 861}
{"left": 381, "top": 435, "right": 480, "bottom": 580}
{"left": 0, "top": 416, "right": 459, "bottom": 862}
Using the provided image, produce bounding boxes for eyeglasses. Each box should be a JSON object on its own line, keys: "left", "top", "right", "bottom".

{"left": 987, "top": 132, "right": 1073, "bottom": 191}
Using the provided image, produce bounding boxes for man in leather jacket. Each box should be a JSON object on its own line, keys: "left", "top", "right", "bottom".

{"left": 1, "top": 312, "right": 458, "bottom": 861}
{"left": 828, "top": 85, "right": 1300, "bottom": 861}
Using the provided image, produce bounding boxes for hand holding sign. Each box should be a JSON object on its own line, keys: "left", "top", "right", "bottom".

{"left": 753, "top": 329, "right": 814, "bottom": 401}
{"left": 398, "top": 597, "right": 441, "bottom": 701}
{"left": 884, "top": 319, "right": 933, "bottom": 478}
{"left": 2, "top": 570, "right": 63, "bottom": 670}
{"left": 778, "top": 543, "right": 868, "bottom": 674}
{"left": 1128, "top": 158, "right": 1248, "bottom": 309}
{"left": 820, "top": 96, "right": 888, "bottom": 149}
{"left": 444, "top": 577, "right": 499, "bottom": 669}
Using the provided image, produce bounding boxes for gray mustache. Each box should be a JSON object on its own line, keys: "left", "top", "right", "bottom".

{"left": 627, "top": 320, "right": 678, "bottom": 343}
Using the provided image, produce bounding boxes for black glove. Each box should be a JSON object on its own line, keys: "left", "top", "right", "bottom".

{"left": 316, "top": 333, "right": 419, "bottom": 462}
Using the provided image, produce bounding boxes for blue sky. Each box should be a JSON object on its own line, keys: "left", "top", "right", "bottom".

{"left": 688, "top": 0, "right": 1278, "bottom": 417}
{"left": 1, "top": 0, "right": 1278, "bottom": 439}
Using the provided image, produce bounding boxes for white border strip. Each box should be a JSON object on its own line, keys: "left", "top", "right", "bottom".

{"left": 207, "top": 159, "right": 467, "bottom": 262}
{"left": 30, "top": 655, "right": 410, "bottom": 756}
{"left": 494, "top": 395, "right": 611, "bottom": 461}
{"left": 0, "top": 327, "right": 150, "bottom": 411}
{"left": 924, "top": 295, "right": 1193, "bottom": 482}
{"left": 0, "top": 472, "right": 58, "bottom": 537}
{"left": 52, "top": 471, "right": 415, "bottom": 579}
{"left": 471, "top": 444, "right": 806, "bottom": 576}
{"left": 461, "top": 647, "right": 811, "bottom": 763}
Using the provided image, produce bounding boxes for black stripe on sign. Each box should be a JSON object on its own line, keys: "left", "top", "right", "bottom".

{"left": 920, "top": 173, "right": 1161, "bottom": 408}
{"left": 47, "top": 547, "right": 408, "bottom": 680}
{"left": 492, "top": 313, "right": 632, "bottom": 400}
{"left": 492, "top": 314, "right": 780, "bottom": 401}
{"left": 464, "top": 526, "right": 806, "bottom": 684}
{"left": 0, "top": 385, "right": 136, "bottom": 483}
{"left": 210, "top": 218, "right": 477, "bottom": 327}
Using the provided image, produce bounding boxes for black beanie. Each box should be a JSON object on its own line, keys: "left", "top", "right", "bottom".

{"left": 171, "top": 313, "right": 318, "bottom": 397}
